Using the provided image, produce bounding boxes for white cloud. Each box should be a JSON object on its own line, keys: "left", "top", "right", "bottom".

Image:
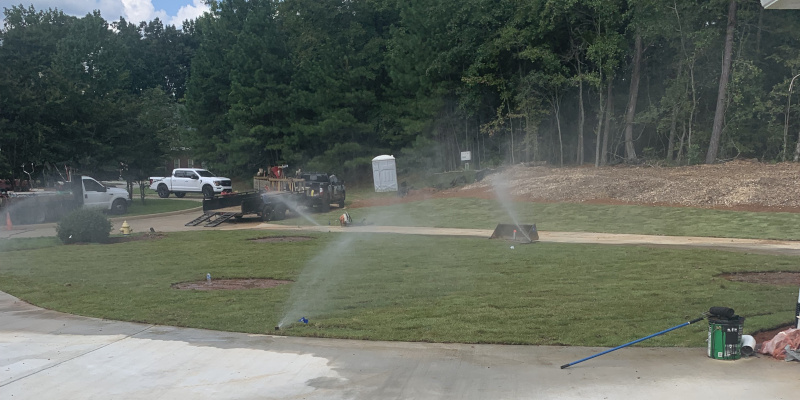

{"left": 0, "top": 1, "right": 207, "bottom": 28}
{"left": 0, "top": 0, "right": 125, "bottom": 20}
{"left": 121, "top": 0, "right": 167, "bottom": 24}
{"left": 168, "top": 0, "right": 208, "bottom": 27}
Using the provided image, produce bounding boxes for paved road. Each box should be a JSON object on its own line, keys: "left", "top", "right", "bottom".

{"left": 1, "top": 291, "right": 797, "bottom": 400}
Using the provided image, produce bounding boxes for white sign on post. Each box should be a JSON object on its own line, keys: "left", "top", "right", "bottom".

{"left": 461, "top": 151, "right": 472, "bottom": 161}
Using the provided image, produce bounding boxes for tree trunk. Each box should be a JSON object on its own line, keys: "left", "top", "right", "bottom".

{"left": 601, "top": 79, "right": 613, "bottom": 166}
{"left": 677, "top": 120, "right": 687, "bottom": 162}
{"left": 794, "top": 129, "right": 800, "bottom": 161}
{"left": 623, "top": 33, "right": 642, "bottom": 161}
{"left": 577, "top": 58, "right": 585, "bottom": 165}
{"left": 507, "top": 101, "right": 515, "bottom": 164}
{"left": 594, "top": 78, "right": 605, "bottom": 168}
{"left": 705, "top": 0, "right": 737, "bottom": 164}
{"left": 666, "top": 62, "right": 684, "bottom": 161}
{"left": 554, "top": 99, "right": 563, "bottom": 167}
{"left": 756, "top": 5, "right": 763, "bottom": 55}
{"left": 666, "top": 106, "right": 678, "bottom": 161}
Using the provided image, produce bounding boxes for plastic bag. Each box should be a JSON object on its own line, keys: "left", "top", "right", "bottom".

{"left": 758, "top": 328, "right": 800, "bottom": 360}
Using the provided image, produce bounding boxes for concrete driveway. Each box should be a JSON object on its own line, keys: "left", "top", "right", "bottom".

{"left": 1, "top": 291, "right": 797, "bottom": 399}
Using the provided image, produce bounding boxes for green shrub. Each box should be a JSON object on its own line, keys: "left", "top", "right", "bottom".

{"left": 56, "top": 209, "right": 112, "bottom": 244}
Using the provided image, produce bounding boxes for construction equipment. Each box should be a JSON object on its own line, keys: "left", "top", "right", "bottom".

{"left": 490, "top": 224, "right": 538, "bottom": 243}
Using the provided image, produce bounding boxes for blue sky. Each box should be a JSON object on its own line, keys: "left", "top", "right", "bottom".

{"left": 0, "top": 1, "right": 209, "bottom": 27}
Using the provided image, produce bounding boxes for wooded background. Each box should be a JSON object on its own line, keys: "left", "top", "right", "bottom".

{"left": 1, "top": 0, "right": 799, "bottom": 184}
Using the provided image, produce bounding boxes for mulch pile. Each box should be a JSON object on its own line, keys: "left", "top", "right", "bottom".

{"left": 351, "top": 160, "right": 800, "bottom": 212}
{"left": 468, "top": 160, "right": 800, "bottom": 212}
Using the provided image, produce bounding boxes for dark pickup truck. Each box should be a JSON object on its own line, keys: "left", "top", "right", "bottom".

{"left": 300, "top": 172, "right": 345, "bottom": 212}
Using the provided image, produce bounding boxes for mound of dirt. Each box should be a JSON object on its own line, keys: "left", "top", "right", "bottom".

{"left": 474, "top": 160, "right": 800, "bottom": 212}
{"left": 171, "top": 278, "right": 292, "bottom": 291}
{"left": 350, "top": 160, "right": 800, "bottom": 212}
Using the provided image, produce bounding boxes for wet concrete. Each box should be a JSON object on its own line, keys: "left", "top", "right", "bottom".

{"left": 1, "top": 291, "right": 797, "bottom": 399}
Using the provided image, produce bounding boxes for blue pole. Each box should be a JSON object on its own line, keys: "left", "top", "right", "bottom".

{"left": 560, "top": 316, "right": 705, "bottom": 369}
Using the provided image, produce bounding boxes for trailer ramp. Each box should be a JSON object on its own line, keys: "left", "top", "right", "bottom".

{"left": 204, "top": 212, "right": 239, "bottom": 227}
{"left": 185, "top": 212, "right": 215, "bottom": 226}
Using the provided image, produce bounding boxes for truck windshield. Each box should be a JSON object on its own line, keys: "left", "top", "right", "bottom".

{"left": 196, "top": 170, "right": 216, "bottom": 177}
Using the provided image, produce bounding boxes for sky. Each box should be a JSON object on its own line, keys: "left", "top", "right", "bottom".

{"left": 0, "top": 0, "right": 209, "bottom": 27}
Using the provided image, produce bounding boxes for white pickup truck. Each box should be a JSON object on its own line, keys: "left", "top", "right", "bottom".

{"left": 150, "top": 168, "right": 233, "bottom": 199}
{"left": 2, "top": 176, "right": 130, "bottom": 224}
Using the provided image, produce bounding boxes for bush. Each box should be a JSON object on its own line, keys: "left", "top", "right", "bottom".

{"left": 56, "top": 209, "right": 112, "bottom": 244}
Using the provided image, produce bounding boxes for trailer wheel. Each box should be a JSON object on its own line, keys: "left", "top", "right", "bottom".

{"left": 174, "top": 192, "right": 186, "bottom": 198}
{"left": 111, "top": 199, "right": 128, "bottom": 215}
{"left": 261, "top": 205, "right": 273, "bottom": 222}
{"left": 271, "top": 204, "right": 287, "bottom": 221}
{"left": 202, "top": 185, "right": 214, "bottom": 200}
{"left": 157, "top": 184, "right": 170, "bottom": 198}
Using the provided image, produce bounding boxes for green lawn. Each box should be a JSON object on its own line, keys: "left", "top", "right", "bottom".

{"left": 124, "top": 198, "right": 200, "bottom": 217}
{"left": 295, "top": 198, "right": 800, "bottom": 240}
{"left": 1, "top": 229, "right": 796, "bottom": 347}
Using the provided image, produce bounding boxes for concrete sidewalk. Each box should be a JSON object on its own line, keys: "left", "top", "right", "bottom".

{"left": 1, "top": 291, "right": 796, "bottom": 399}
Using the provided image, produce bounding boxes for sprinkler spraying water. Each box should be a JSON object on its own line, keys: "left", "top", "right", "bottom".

{"left": 276, "top": 235, "right": 357, "bottom": 329}
{"left": 490, "top": 174, "right": 538, "bottom": 243}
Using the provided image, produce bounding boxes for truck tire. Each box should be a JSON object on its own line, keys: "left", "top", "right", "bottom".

{"left": 202, "top": 185, "right": 214, "bottom": 199}
{"left": 111, "top": 198, "right": 128, "bottom": 215}
{"left": 157, "top": 184, "right": 170, "bottom": 198}
{"left": 174, "top": 192, "right": 186, "bottom": 198}
{"left": 320, "top": 191, "right": 331, "bottom": 212}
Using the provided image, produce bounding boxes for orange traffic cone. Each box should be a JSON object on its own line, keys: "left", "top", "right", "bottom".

{"left": 5, "top": 211, "right": 12, "bottom": 231}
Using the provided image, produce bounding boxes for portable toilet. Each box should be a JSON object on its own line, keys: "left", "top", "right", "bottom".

{"left": 372, "top": 155, "right": 398, "bottom": 192}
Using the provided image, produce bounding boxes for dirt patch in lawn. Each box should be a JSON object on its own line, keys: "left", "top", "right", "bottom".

{"left": 751, "top": 324, "right": 795, "bottom": 344}
{"left": 172, "top": 278, "right": 292, "bottom": 291}
{"left": 718, "top": 271, "right": 800, "bottom": 286}
{"left": 248, "top": 236, "right": 314, "bottom": 243}
{"left": 108, "top": 233, "right": 167, "bottom": 243}
{"left": 66, "top": 234, "right": 166, "bottom": 245}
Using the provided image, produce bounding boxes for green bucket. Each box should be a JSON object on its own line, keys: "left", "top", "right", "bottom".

{"left": 707, "top": 316, "right": 744, "bottom": 360}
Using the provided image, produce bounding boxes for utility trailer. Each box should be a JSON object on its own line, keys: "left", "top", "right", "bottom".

{"left": 185, "top": 190, "right": 299, "bottom": 227}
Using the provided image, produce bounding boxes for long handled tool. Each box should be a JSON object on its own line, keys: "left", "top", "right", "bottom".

{"left": 560, "top": 307, "right": 734, "bottom": 369}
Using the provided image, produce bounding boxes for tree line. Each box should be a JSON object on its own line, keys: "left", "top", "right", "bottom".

{"left": 2, "top": 1, "right": 800, "bottom": 186}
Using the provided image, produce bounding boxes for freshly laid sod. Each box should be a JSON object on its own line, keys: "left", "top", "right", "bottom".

{"left": 298, "top": 198, "right": 800, "bottom": 240}
{"left": 1, "top": 230, "right": 796, "bottom": 347}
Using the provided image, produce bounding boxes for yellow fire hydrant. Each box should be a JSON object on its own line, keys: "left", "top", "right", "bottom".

{"left": 120, "top": 221, "right": 133, "bottom": 236}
